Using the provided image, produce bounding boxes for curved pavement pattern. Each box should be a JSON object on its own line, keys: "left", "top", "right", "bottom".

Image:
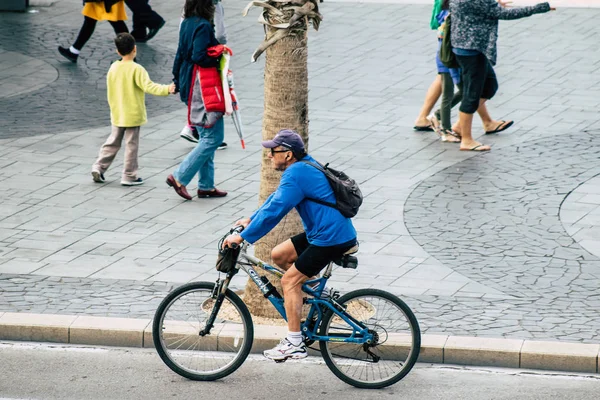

{"left": 0, "top": 50, "right": 58, "bottom": 99}
{"left": 0, "top": 19, "right": 180, "bottom": 138}
{"left": 561, "top": 174, "right": 600, "bottom": 260}
{"left": 404, "top": 132, "right": 600, "bottom": 342}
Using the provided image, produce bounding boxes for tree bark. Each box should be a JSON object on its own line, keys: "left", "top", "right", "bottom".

{"left": 243, "top": 27, "right": 309, "bottom": 318}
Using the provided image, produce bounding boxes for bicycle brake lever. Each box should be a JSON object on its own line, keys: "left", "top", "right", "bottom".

{"left": 231, "top": 225, "right": 245, "bottom": 234}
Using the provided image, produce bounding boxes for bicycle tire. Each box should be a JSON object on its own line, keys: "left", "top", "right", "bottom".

{"left": 153, "top": 281, "right": 254, "bottom": 381}
{"left": 318, "top": 288, "right": 421, "bottom": 389}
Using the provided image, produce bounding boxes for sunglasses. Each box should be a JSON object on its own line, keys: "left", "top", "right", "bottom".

{"left": 270, "top": 148, "right": 291, "bottom": 155}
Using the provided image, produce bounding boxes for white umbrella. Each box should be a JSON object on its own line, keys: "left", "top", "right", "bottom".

{"left": 227, "top": 71, "right": 246, "bottom": 149}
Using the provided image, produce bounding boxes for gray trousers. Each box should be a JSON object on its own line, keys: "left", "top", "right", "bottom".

{"left": 435, "top": 73, "right": 463, "bottom": 131}
{"left": 214, "top": 2, "right": 227, "bottom": 44}
{"left": 92, "top": 126, "right": 140, "bottom": 182}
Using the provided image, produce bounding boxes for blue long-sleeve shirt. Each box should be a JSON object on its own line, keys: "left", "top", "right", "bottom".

{"left": 241, "top": 155, "right": 357, "bottom": 247}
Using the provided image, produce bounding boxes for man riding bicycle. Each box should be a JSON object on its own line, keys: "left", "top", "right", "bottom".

{"left": 223, "top": 129, "right": 358, "bottom": 361}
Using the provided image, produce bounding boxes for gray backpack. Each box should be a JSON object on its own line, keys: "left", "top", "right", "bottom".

{"left": 300, "top": 160, "right": 363, "bottom": 218}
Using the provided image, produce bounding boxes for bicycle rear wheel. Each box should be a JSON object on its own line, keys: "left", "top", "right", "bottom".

{"left": 153, "top": 281, "right": 253, "bottom": 381}
{"left": 319, "top": 288, "right": 420, "bottom": 389}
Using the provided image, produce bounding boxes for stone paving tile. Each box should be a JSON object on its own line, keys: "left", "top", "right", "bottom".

{"left": 561, "top": 175, "right": 600, "bottom": 259}
{"left": 404, "top": 133, "right": 600, "bottom": 341}
{"left": 0, "top": 0, "right": 599, "bottom": 342}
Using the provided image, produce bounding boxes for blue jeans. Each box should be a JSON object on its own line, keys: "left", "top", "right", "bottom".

{"left": 173, "top": 118, "right": 224, "bottom": 190}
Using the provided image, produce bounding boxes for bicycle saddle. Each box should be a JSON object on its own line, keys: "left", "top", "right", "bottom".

{"left": 333, "top": 245, "right": 359, "bottom": 269}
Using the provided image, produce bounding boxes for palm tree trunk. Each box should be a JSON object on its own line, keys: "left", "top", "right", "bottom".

{"left": 243, "top": 28, "right": 309, "bottom": 318}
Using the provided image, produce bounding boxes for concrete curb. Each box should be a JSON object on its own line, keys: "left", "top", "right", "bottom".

{"left": 1, "top": 312, "right": 599, "bottom": 374}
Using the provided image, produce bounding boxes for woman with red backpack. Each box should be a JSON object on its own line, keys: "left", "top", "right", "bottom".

{"left": 166, "top": 0, "right": 228, "bottom": 201}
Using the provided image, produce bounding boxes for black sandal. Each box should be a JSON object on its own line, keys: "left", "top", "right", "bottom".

{"left": 413, "top": 125, "right": 434, "bottom": 132}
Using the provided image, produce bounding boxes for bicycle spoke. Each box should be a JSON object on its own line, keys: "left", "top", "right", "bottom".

{"left": 319, "top": 289, "right": 420, "bottom": 388}
{"left": 154, "top": 283, "right": 252, "bottom": 380}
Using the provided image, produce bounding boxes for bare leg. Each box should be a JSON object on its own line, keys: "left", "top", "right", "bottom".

{"left": 271, "top": 239, "right": 297, "bottom": 271}
{"left": 414, "top": 75, "right": 442, "bottom": 127}
{"left": 477, "top": 99, "right": 492, "bottom": 126}
{"left": 454, "top": 99, "right": 512, "bottom": 134}
{"left": 281, "top": 266, "right": 309, "bottom": 332}
{"left": 454, "top": 99, "right": 489, "bottom": 134}
{"left": 458, "top": 111, "right": 490, "bottom": 151}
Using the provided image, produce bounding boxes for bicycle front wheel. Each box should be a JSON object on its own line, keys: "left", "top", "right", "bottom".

{"left": 152, "top": 281, "right": 253, "bottom": 381}
{"left": 319, "top": 289, "right": 421, "bottom": 389}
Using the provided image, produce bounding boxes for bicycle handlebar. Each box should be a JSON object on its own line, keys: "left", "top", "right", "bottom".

{"left": 230, "top": 225, "right": 245, "bottom": 235}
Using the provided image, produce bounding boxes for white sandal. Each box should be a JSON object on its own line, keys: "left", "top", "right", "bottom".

{"left": 440, "top": 129, "right": 461, "bottom": 143}
{"left": 426, "top": 113, "right": 442, "bottom": 137}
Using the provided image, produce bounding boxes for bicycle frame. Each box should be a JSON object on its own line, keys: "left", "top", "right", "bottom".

{"left": 218, "top": 242, "right": 374, "bottom": 345}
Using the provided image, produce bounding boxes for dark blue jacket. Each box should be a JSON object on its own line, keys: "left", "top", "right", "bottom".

{"left": 172, "top": 16, "right": 219, "bottom": 105}
{"left": 240, "top": 155, "right": 357, "bottom": 247}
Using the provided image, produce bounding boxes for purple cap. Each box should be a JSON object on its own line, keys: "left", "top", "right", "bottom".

{"left": 261, "top": 129, "right": 305, "bottom": 154}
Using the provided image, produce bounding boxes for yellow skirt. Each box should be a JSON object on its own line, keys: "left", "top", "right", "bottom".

{"left": 82, "top": 1, "right": 127, "bottom": 22}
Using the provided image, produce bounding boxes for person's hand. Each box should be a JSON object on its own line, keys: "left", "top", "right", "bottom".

{"left": 222, "top": 234, "right": 243, "bottom": 249}
{"left": 234, "top": 217, "right": 251, "bottom": 228}
{"left": 550, "top": 7, "right": 556, "bottom": 11}
{"left": 168, "top": 82, "right": 176, "bottom": 94}
{"left": 498, "top": 0, "right": 512, "bottom": 7}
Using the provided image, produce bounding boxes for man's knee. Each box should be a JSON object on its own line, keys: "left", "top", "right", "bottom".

{"left": 271, "top": 244, "right": 295, "bottom": 268}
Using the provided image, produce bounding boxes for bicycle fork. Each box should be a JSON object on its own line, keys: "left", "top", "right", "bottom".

{"left": 198, "top": 274, "right": 232, "bottom": 336}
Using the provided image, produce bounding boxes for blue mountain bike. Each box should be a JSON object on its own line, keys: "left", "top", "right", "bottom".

{"left": 153, "top": 227, "right": 421, "bottom": 389}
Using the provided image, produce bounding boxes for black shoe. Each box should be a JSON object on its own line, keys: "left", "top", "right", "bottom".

{"left": 145, "top": 20, "right": 165, "bottom": 42}
{"left": 131, "top": 30, "right": 148, "bottom": 43}
{"left": 217, "top": 142, "right": 227, "bottom": 150}
{"left": 58, "top": 46, "right": 78, "bottom": 63}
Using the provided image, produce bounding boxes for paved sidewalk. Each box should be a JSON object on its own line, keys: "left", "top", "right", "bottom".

{"left": 0, "top": 0, "right": 600, "bottom": 343}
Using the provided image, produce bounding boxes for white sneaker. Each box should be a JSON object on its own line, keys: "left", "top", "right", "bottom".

{"left": 179, "top": 125, "right": 199, "bottom": 143}
{"left": 91, "top": 170, "right": 105, "bottom": 183}
{"left": 263, "top": 338, "right": 308, "bottom": 362}
{"left": 121, "top": 177, "right": 144, "bottom": 186}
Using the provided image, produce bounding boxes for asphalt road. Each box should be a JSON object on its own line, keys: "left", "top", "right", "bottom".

{"left": 0, "top": 342, "right": 599, "bottom": 399}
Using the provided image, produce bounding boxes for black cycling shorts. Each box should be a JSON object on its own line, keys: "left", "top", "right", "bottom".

{"left": 290, "top": 232, "right": 357, "bottom": 277}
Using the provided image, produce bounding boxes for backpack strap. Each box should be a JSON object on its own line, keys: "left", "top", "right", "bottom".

{"left": 299, "top": 160, "right": 337, "bottom": 210}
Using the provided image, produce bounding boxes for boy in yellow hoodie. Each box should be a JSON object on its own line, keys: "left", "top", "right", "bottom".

{"left": 92, "top": 33, "right": 175, "bottom": 186}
